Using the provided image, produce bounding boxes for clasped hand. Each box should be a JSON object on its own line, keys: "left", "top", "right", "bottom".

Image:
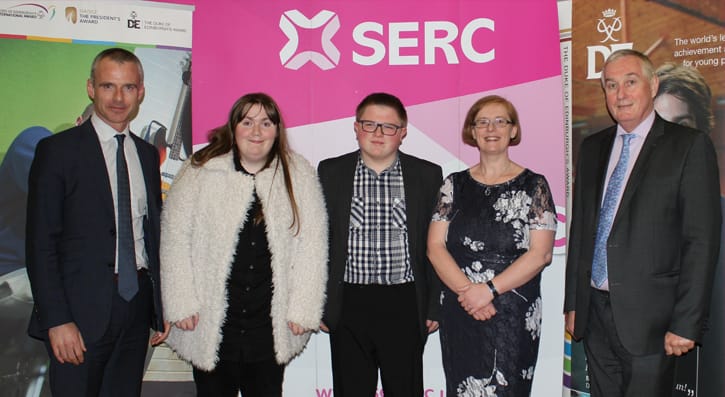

{"left": 457, "top": 283, "right": 496, "bottom": 321}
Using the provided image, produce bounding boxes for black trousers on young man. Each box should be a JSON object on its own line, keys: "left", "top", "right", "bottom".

{"left": 330, "top": 282, "right": 423, "bottom": 397}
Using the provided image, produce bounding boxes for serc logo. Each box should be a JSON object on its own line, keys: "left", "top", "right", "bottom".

{"left": 279, "top": 9, "right": 496, "bottom": 71}
{"left": 279, "top": 10, "right": 340, "bottom": 70}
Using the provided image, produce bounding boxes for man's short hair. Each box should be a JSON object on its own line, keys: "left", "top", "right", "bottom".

{"left": 89, "top": 47, "right": 144, "bottom": 84}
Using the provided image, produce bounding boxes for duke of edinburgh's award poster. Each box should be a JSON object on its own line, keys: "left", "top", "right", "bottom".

{"left": 568, "top": 1, "right": 725, "bottom": 395}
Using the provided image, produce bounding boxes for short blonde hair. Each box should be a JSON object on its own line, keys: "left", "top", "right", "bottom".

{"left": 462, "top": 95, "right": 521, "bottom": 147}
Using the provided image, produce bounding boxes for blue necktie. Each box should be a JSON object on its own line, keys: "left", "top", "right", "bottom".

{"left": 115, "top": 134, "right": 138, "bottom": 301}
{"left": 592, "top": 133, "right": 635, "bottom": 288}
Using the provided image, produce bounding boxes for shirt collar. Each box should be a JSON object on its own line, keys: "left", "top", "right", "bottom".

{"left": 91, "top": 113, "right": 130, "bottom": 142}
{"left": 356, "top": 151, "right": 401, "bottom": 175}
{"left": 616, "top": 110, "right": 655, "bottom": 141}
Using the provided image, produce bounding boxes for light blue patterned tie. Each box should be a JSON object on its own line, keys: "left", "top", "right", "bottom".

{"left": 592, "top": 133, "right": 635, "bottom": 288}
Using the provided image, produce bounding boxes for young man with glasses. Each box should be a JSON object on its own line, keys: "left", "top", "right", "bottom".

{"left": 318, "top": 92, "right": 442, "bottom": 396}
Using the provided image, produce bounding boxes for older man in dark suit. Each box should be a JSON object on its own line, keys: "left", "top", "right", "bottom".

{"left": 26, "top": 47, "right": 169, "bottom": 396}
{"left": 565, "top": 49, "right": 721, "bottom": 396}
{"left": 318, "top": 92, "right": 442, "bottom": 397}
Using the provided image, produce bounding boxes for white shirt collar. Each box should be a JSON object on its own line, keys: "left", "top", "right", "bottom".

{"left": 91, "top": 113, "right": 130, "bottom": 142}
{"left": 616, "top": 110, "right": 656, "bottom": 140}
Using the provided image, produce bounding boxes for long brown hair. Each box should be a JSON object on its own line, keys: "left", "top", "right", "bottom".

{"left": 192, "top": 93, "right": 300, "bottom": 233}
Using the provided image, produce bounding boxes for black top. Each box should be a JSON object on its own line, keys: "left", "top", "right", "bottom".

{"left": 217, "top": 152, "right": 275, "bottom": 363}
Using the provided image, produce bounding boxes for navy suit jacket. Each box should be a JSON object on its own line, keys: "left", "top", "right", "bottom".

{"left": 25, "top": 120, "right": 164, "bottom": 344}
{"left": 565, "top": 114, "right": 721, "bottom": 355}
{"left": 318, "top": 150, "right": 442, "bottom": 340}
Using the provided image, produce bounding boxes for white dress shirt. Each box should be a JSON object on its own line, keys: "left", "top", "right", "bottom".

{"left": 92, "top": 114, "right": 149, "bottom": 271}
{"left": 595, "top": 110, "right": 655, "bottom": 290}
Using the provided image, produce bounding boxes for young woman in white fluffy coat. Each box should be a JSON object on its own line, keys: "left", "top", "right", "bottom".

{"left": 160, "top": 93, "right": 328, "bottom": 396}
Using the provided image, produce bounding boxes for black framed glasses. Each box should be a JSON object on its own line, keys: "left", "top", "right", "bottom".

{"left": 357, "top": 120, "right": 402, "bottom": 136}
{"left": 473, "top": 117, "right": 513, "bottom": 130}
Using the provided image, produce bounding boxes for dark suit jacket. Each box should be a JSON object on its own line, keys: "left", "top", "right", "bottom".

{"left": 565, "top": 114, "right": 721, "bottom": 355}
{"left": 318, "top": 150, "right": 442, "bottom": 340}
{"left": 25, "top": 120, "right": 164, "bottom": 344}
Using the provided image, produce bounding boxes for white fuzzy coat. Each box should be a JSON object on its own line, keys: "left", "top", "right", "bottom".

{"left": 160, "top": 151, "right": 328, "bottom": 370}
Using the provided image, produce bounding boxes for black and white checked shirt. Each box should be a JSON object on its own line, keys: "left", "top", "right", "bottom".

{"left": 344, "top": 154, "right": 414, "bottom": 285}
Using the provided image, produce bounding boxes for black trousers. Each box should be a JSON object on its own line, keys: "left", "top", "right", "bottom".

{"left": 583, "top": 288, "right": 674, "bottom": 397}
{"left": 46, "top": 273, "right": 153, "bottom": 397}
{"left": 330, "top": 282, "right": 423, "bottom": 397}
{"left": 193, "top": 357, "right": 284, "bottom": 397}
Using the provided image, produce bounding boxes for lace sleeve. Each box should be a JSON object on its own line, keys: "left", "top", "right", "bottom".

{"left": 529, "top": 175, "right": 557, "bottom": 230}
{"left": 431, "top": 175, "right": 455, "bottom": 222}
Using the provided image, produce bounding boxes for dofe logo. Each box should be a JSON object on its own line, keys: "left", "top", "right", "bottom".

{"left": 128, "top": 11, "right": 140, "bottom": 29}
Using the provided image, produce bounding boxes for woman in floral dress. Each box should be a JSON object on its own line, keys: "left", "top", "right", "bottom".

{"left": 428, "top": 95, "right": 557, "bottom": 396}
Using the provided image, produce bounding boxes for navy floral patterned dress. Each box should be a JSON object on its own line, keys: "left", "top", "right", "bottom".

{"left": 432, "top": 169, "right": 557, "bottom": 397}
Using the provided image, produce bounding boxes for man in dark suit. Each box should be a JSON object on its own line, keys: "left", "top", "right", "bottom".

{"left": 564, "top": 49, "right": 721, "bottom": 396}
{"left": 26, "top": 48, "right": 169, "bottom": 396}
{"left": 318, "top": 92, "right": 442, "bottom": 397}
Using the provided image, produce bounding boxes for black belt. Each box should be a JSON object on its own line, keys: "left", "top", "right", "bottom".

{"left": 591, "top": 286, "right": 610, "bottom": 297}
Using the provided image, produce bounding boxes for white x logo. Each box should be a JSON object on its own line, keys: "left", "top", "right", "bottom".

{"left": 279, "top": 10, "right": 340, "bottom": 70}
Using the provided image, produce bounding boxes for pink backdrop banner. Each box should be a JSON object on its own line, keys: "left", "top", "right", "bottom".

{"left": 191, "top": 0, "right": 561, "bottom": 134}
{"left": 166, "top": 0, "right": 566, "bottom": 394}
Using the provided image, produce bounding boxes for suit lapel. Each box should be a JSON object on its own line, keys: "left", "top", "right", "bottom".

{"left": 594, "top": 128, "right": 617, "bottom": 218}
{"left": 614, "top": 116, "right": 664, "bottom": 227}
{"left": 334, "top": 152, "right": 357, "bottom": 241}
{"left": 78, "top": 121, "right": 115, "bottom": 220}
{"left": 400, "top": 153, "right": 420, "bottom": 238}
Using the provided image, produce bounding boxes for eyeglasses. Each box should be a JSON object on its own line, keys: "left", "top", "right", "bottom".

{"left": 473, "top": 117, "right": 513, "bottom": 130}
{"left": 357, "top": 120, "right": 402, "bottom": 136}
